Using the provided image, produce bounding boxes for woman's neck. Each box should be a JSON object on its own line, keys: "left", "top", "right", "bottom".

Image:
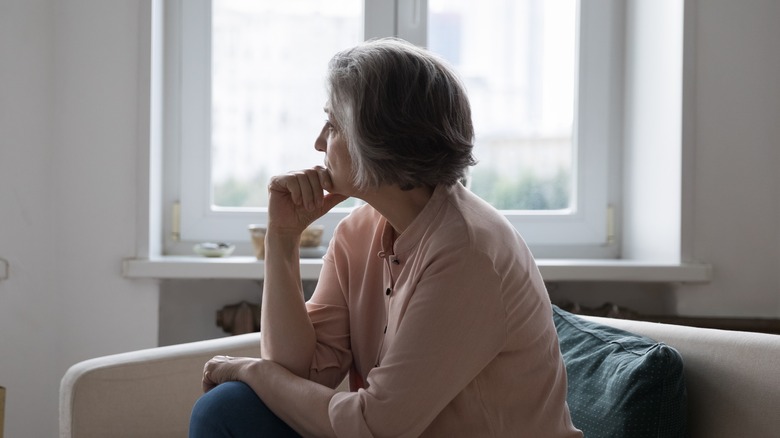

{"left": 361, "top": 184, "right": 435, "bottom": 235}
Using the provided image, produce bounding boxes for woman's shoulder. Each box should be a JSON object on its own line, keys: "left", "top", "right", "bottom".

{"left": 443, "top": 185, "right": 521, "bottom": 244}
{"left": 330, "top": 202, "right": 384, "bottom": 246}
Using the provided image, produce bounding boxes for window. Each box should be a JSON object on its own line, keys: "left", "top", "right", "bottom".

{"left": 164, "top": 0, "right": 622, "bottom": 258}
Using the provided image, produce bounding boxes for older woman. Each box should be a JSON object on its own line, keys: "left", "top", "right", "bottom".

{"left": 191, "top": 38, "right": 582, "bottom": 438}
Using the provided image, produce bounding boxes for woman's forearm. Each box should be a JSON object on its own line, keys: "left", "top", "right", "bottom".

{"left": 261, "top": 232, "right": 317, "bottom": 378}
{"left": 243, "top": 359, "right": 337, "bottom": 438}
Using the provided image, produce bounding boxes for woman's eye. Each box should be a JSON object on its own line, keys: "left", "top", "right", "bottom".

{"left": 324, "top": 120, "right": 336, "bottom": 133}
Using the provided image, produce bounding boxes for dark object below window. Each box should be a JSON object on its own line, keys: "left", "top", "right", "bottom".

{"left": 217, "top": 301, "right": 261, "bottom": 335}
{"left": 555, "top": 301, "right": 780, "bottom": 335}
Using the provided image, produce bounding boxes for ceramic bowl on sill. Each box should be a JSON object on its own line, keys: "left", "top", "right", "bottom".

{"left": 193, "top": 242, "right": 235, "bottom": 258}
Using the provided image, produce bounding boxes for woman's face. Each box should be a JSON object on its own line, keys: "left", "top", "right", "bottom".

{"left": 315, "top": 106, "right": 355, "bottom": 196}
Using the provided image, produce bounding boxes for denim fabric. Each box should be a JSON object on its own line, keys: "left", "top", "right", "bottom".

{"left": 189, "top": 381, "right": 301, "bottom": 437}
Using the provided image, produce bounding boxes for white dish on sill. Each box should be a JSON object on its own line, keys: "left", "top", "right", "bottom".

{"left": 193, "top": 242, "right": 235, "bottom": 258}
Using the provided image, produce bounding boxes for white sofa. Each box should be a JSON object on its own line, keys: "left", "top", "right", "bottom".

{"left": 60, "top": 316, "right": 780, "bottom": 437}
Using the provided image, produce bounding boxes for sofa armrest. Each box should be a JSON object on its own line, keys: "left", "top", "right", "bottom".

{"left": 582, "top": 316, "right": 780, "bottom": 438}
{"left": 59, "top": 333, "right": 261, "bottom": 438}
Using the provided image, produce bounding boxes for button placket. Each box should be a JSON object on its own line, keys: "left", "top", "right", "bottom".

{"left": 375, "top": 253, "right": 396, "bottom": 368}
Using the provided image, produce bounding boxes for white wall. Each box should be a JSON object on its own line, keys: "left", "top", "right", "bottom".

{"left": 0, "top": 1, "right": 159, "bottom": 436}
{"left": 621, "top": 0, "right": 683, "bottom": 263}
{"left": 0, "top": 2, "right": 60, "bottom": 437}
{"left": 0, "top": 0, "right": 779, "bottom": 436}
{"left": 674, "top": 0, "right": 780, "bottom": 317}
{"left": 552, "top": 0, "right": 780, "bottom": 319}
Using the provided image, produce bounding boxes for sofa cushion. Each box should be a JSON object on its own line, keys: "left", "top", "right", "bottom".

{"left": 553, "top": 306, "right": 687, "bottom": 438}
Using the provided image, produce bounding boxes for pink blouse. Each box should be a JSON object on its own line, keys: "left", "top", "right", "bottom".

{"left": 305, "top": 183, "right": 582, "bottom": 437}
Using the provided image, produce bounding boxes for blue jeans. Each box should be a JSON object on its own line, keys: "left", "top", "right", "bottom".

{"left": 189, "top": 381, "right": 301, "bottom": 437}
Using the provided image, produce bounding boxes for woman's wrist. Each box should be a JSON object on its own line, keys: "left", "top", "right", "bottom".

{"left": 238, "top": 357, "right": 266, "bottom": 384}
{"left": 264, "top": 232, "right": 303, "bottom": 269}
{"left": 265, "top": 231, "right": 301, "bottom": 253}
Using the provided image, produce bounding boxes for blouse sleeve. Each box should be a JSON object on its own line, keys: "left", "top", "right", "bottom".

{"left": 327, "top": 250, "right": 509, "bottom": 437}
{"left": 304, "top": 243, "right": 353, "bottom": 389}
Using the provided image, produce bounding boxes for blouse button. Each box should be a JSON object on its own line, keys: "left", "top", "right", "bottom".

{"left": 385, "top": 288, "right": 391, "bottom": 296}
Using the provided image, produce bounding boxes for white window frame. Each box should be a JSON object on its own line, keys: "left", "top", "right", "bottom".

{"left": 164, "top": 0, "right": 622, "bottom": 259}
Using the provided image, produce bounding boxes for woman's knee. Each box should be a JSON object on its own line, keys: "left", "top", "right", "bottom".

{"left": 190, "top": 381, "right": 258, "bottom": 437}
{"left": 189, "top": 381, "right": 299, "bottom": 437}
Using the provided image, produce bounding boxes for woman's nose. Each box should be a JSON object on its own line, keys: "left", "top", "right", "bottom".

{"left": 314, "top": 130, "right": 327, "bottom": 152}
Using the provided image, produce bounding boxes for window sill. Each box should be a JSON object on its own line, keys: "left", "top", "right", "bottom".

{"left": 123, "top": 256, "right": 711, "bottom": 283}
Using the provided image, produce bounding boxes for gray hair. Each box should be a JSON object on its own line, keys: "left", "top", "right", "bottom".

{"left": 326, "top": 38, "right": 476, "bottom": 190}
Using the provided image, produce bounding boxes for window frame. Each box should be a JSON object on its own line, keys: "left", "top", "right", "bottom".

{"left": 164, "top": 0, "right": 622, "bottom": 259}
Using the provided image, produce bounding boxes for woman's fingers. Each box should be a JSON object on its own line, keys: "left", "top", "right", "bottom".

{"left": 202, "top": 356, "right": 223, "bottom": 393}
{"left": 315, "top": 166, "right": 333, "bottom": 192}
{"left": 294, "top": 171, "right": 322, "bottom": 211}
{"left": 268, "top": 173, "right": 302, "bottom": 206}
{"left": 266, "top": 166, "right": 345, "bottom": 235}
{"left": 301, "top": 166, "right": 335, "bottom": 210}
{"left": 201, "top": 355, "right": 251, "bottom": 393}
{"left": 269, "top": 167, "right": 331, "bottom": 211}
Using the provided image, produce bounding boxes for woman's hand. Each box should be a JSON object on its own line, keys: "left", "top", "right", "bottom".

{"left": 201, "top": 355, "right": 261, "bottom": 393}
{"left": 200, "top": 355, "right": 338, "bottom": 437}
{"left": 267, "top": 166, "right": 348, "bottom": 237}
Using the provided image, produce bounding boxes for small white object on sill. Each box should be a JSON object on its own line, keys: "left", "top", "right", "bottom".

{"left": 193, "top": 242, "right": 235, "bottom": 258}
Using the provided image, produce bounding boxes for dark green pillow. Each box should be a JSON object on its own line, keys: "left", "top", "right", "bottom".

{"left": 553, "top": 306, "right": 687, "bottom": 438}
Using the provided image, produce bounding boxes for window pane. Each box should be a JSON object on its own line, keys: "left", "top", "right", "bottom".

{"left": 210, "top": 0, "right": 362, "bottom": 208}
{"left": 428, "top": 0, "right": 576, "bottom": 211}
